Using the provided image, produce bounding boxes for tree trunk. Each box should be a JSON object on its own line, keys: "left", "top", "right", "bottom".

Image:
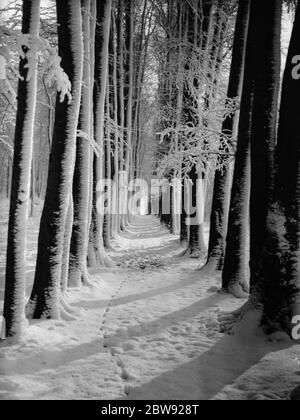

{"left": 29, "top": 149, "right": 36, "bottom": 218}
{"left": 3, "top": 0, "right": 41, "bottom": 339}
{"left": 117, "top": 0, "right": 126, "bottom": 231}
{"left": 111, "top": 8, "right": 120, "bottom": 238}
{"left": 182, "top": 0, "right": 212, "bottom": 258}
{"left": 252, "top": 0, "right": 299, "bottom": 333}
{"left": 221, "top": 0, "right": 258, "bottom": 298}
{"left": 124, "top": 0, "right": 134, "bottom": 227}
{"left": 27, "top": 0, "right": 83, "bottom": 319}
{"left": 205, "top": 0, "right": 250, "bottom": 272}
{"left": 103, "top": 78, "right": 112, "bottom": 249}
{"left": 249, "top": 0, "right": 281, "bottom": 296}
{"left": 89, "top": 0, "right": 114, "bottom": 268}
{"left": 69, "top": 0, "right": 93, "bottom": 287}
{"left": 87, "top": 0, "right": 96, "bottom": 267}
{"left": 61, "top": 196, "right": 74, "bottom": 292}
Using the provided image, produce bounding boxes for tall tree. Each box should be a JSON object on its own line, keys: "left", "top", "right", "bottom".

{"left": 249, "top": 0, "right": 282, "bottom": 305}
{"left": 248, "top": 0, "right": 299, "bottom": 333}
{"left": 184, "top": 0, "right": 215, "bottom": 259}
{"left": 111, "top": 7, "right": 120, "bottom": 238}
{"left": 123, "top": 0, "right": 134, "bottom": 227}
{"left": 69, "top": 0, "right": 94, "bottom": 287}
{"left": 116, "top": 0, "right": 126, "bottom": 232}
{"left": 221, "top": 0, "right": 283, "bottom": 332}
{"left": 221, "top": 0, "right": 256, "bottom": 298}
{"left": 205, "top": 0, "right": 250, "bottom": 272}
{"left": 88, "top": 0, "right": 113, "bottom": 267}
{"left": 3, "top": 0, "right": 41, "bottom": 338}
{"left": 27, "top": 0, "right": 83, "bottom": 319}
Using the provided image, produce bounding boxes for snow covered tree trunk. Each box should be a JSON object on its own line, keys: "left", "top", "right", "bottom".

{"left": 221, "top": 2, "right": 257, "bottom": 298}
{"left": 69, "top": 0, "right": 93, "bottom": 287}
{"left": 3, "top": 0, "right": 41, "bottom": 339}
{"left": 27, "top": 0, "right": 83, "bottom": 319}
{"left": 205, "top": 0, "right": 250, "bottom": 273}
{"left": 249, "top": 0, "right": 281, "bottom": 298}
{"left": 117, "top": 0, "right": 126, "bottom": 232}
{"left": 222, "top": 0, "right": 282, "bottom": 302}
{"left": 187, "top": 170, "right": 207, "bottom": 259}
{"left": 252, "top": 0, "right": 300, "bottom": 332}
{"left": 87, "top": 0, "right": 96, "bottom": 267}
{"left": 123, "top": 0, "right": 134, "bottom": 227}
{"left": 61, "top": 196, "right": 74, "bottom": 292}
{"left": 29, "top": 152, "right": 36, "bottom": 218}
{"left": 111, "top": 8, "right": 120, "bottom": 238}
{"left": 89, "top": 0, "right": 113, "bottom": 267}
{"left": 103, "top": 78, "right": 112, "bottom": 249}
{"left": 182, "top": 0, "right": 212, "bottom": 258}
{"left": 180, "top": 179, "right": 189, "bottom": 244}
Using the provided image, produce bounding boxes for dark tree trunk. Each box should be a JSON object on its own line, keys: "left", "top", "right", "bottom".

{"left": 205, "top": 0, "right": 250, "bottom": 272}
{"left": 3, "top": 0, "right": 41, "bottom": 338}
{"left": 221, "top": 0, "right": 283, "bottom": 336}
{"left": 253, "top": 1, "right": 300, "bottom": 333}
{"left": 221, "top": 0, "right": 259, "bottom": 298}
{"left": 180, "top": 179, "right": 189, "bottom": 244}
{"left": 27, "top": 0, "right": 83, "bottom": 319}
{"left": 249, "top": 0, "right": 281, "bottom": 294}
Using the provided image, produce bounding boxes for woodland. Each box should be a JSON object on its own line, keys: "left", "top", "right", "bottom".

{"left": 0, "top": 0, "right": 300, "bottom": 401}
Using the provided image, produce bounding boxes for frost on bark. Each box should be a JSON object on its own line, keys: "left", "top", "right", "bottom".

{"left": 103, "top": 78, "right": 112, "bottom": 249}
{"left": 87, "top": 0, "right": 97, "bottom": 256}
{"left": 122, "top": 0, "right": 134, "bottom": 228}
{"left": 61, "top": 196, "right": 74, "bottom": 292}
{"left": 111, "top": 8, "right": 120, "bottom": 238}
{"left": 221, "top": 0, "right": 258, "bottom": 298}
{"left": 252, "top": 0, "right": 300, "bottom": 333}
{"left": 205, "top": 0, "right": 250, "bottom": 273}
{"left": 69, "top": 0, "right": 94, "bottom": 288}
{"left": 27, "top": 0, "right": 83, "bottom": 319}
{"left": 3, "top": 0, "right": 41, "bottom": 339}
{"left": 88, "top": 0, "right": 114, "bottom": 268}
{"left": 220, "top": 0, "right": 283, "bottom": 335}
{"left": 116, "top": 0, "right": 126, "bottom": 232}
{"left": 182, "top": 0, "right": 213, "bottom": 259}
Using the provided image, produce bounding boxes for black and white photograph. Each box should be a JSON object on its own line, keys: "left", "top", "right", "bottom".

{"left": 0, "top": 0, "right": 300, "bottom": 403}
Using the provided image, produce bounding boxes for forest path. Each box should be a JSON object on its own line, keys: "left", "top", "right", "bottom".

{"left": 0, "top": 213, "right": 299, "bottom": 400}
{"left": 95, "top": 216, "right": 300, "bottom": 401}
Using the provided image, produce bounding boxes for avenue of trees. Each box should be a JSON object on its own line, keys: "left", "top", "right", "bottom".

{"left": 0, "top": 0, "right": 299, "bottom": 349}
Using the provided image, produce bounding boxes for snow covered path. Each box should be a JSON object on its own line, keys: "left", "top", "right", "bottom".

{"left": 1, "top": 214, "right": 300, "bottom": 400}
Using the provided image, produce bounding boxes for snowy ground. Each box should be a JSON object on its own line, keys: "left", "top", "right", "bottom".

{"left": 0, "top": 199, "right": 300, "bottom": 400}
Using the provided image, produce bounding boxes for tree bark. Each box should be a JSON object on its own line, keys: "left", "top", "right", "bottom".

{"left": 253, "top": 0, "right": 300, "bottom": 332}
{"left": 3, "top": 0, "right": 41, "bottom": 338}
{"left": 27, "top": 0, "right": 83, "bottom": 319}
{"left": 69, "top": 0, "right": 94, "bottom": 287}
{"left": 117, "top": 0, "right": 126, "bottom": 231}
{"left": 205, "top": 0, "right": 250, "bottom": 272}
{"left": 249, "top": 0, "right": 281, "bottom": 295}
{"left": 89, "top": 0, "right": 114, "bottom": 267}
{"left": 103, "top": 77, "right": 112, "bottom": 249}
{"left": 221, "top": 0, "right": 258, "bottom": 298}
{"left": 111, "top": 8, "right": 120, "bottom": 238}
{"left": 123, "top": 0, "right": 134, "bottom": 226}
